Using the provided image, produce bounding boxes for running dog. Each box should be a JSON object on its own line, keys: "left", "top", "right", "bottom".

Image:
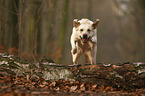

{"left": 70, "top": 18, "right": 99, "bottom": 64}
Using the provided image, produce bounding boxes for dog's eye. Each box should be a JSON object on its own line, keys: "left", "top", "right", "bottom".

{"left": 87, "top": 29, "right": 91, "bottom": 32}
{"left": 80, "top": 29, "right": 84, "bottom": 31}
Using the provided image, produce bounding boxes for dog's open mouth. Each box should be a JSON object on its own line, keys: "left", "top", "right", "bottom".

{"left": 80, "top": 34, "right": 90, "bottom": 43}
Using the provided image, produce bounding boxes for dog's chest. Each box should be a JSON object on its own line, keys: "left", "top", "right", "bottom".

{"left": 77, "top": 40, "right": 91, "bottom": 52}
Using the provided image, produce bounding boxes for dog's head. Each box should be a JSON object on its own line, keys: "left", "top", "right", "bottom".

{"left": 73, "top": 18, "right": 99, "bottom": 43}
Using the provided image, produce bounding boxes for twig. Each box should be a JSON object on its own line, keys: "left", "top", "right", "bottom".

{"left": 0, "top": 5, "right": 19, "bottom": 16}
{"left": 34, "top": 4, "right": 49, "bottom": 59}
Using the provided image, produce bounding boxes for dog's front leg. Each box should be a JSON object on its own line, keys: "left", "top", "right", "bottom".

{"left": 88, "top": 41, "right": 96, "bottom": 50}
{"left": 71, "top": 38, "right": 79, "bottom": 54}
{"left": 88, "top": 36, "right": 97, "bottom": 50}
{"left": 72, "top": 47, "right": 77, "bottom": 55}
{"left": 72, "top": 51, "right": 82, "bottom": 64}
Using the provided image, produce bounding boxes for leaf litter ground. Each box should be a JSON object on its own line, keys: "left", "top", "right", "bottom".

{"left": 0, "top": 53, "right": 145, "bottom": 96}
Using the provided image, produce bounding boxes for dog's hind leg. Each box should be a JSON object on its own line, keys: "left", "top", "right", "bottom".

{"left": 93, "top": 45, "right": 97, "bottom": 64}
{"left": 86, "top": 51, "right": 94, "bottom": 65}
{"left": 85, "top": 54, "right": 89, "bottom": 64}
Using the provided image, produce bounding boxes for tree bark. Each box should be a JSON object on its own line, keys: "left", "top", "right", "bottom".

{"left": 58, "top": 0, "right": 69, "bottom": 63}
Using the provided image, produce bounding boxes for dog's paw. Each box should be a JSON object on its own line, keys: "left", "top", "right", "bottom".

{"left": 72, "top": 48, "right": 77, "bottom": 54}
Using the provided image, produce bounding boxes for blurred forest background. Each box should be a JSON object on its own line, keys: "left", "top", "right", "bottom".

{"left": 0, "top": 0, "right": 145, "bottom": 64}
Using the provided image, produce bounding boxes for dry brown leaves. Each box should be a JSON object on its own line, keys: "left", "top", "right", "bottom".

{"left": 0, "top": 75, "right": 116, "bottom": 95}
{"left": 0, "top": 71, "right": 145, "bottom": 96}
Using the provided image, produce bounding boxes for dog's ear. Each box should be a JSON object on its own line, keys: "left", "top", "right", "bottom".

{"left": 73, "top": 19, "right": 80, "bottom": 27}
{"left": 92, "top": 19, "right": 100, "bottom": 29}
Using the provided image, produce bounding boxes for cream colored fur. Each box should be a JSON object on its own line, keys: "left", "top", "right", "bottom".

{"left": 70, "top": 18, "right": 99, "bottom": 64}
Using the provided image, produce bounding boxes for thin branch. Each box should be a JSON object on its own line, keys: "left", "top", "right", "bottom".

{"left": 13, "top": 0, "right": 18, "bottom": 12}
{"left": 0, "top": 5, "right": 19, "bottom": 16}
{"left": 34, "top": 4, "right": 49, "bottom": 60}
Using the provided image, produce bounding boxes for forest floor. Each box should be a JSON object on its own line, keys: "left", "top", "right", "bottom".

{"left": 0, "top": 53, "right": 145, "bottom": 96}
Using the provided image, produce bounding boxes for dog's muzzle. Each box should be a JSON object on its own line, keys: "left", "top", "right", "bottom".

{"left": 80, "top": 34, "right": 90, "bottom": 43}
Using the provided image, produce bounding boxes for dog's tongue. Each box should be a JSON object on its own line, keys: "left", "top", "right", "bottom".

{"left": 82, "top": 38, "right": 88, "bottom": 43}
{"left": 80, "top": 35, "right": 89, "bottom": 43}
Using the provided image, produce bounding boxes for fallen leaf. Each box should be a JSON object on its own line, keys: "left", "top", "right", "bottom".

{"left": 70, "top": 86, "right": 77, "bottom": 92}
{"left": 31, "top": 91, "right": 41, "bottom": 95}
{"left": 41, "top": 91, "right": 50, "bottom": 95}
{"left": 104, "top": 86, "right": 113, "bottom": 92}
{"left": 85, "top": 83, "right": 90, "bottom": 91}
{"left": 39, "top": 84, "right": 46, "bottom": 88}
{"left": 54, "top": 87, "right": 60, "bottom": 91}
{"left": 92, "top": 84, "right": 97, "bottom": 89}
{"left": 112, "top": 65, "right": 122, "bottom": 69}
{"left": 91, "top": 84, "right": 97, "bottom": 91}
{"left": 98, "top": 85, "right": 104, "bottom": 92}
{"left": 49, "top": 81, "right": 56, "bottom": 87}
{"left": 80, "top": 84, "right": 85, "bottom": 91}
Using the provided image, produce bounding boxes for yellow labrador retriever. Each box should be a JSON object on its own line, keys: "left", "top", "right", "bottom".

{"left": 70, "top": 18, "right": 99, "bottom": 64}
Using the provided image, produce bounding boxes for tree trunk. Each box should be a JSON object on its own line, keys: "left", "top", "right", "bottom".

{"left": 18, "top": 0, "right": 23, "bottom": 57}
{"left": 58, "top": 0, "right": 69, "bottom": 63}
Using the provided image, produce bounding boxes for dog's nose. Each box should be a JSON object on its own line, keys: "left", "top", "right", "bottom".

{"left": 83, "top": 34, "right": 88, "bottom": 39}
